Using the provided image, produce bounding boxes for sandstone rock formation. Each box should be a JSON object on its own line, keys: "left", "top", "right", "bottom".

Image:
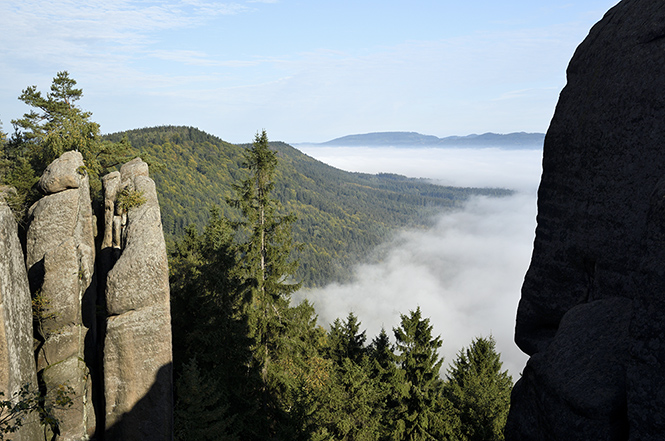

{"left": 0, "top": 189, "right": 41, "bottom": 441}
{"left": 0, "top": 152, "right": 173, "bottom": 440}
{"left": 25, "top": 151, "right": 97, "bottom": 440}
{"left": 506, "top": 1, "right": 665, "bottom": 439}
{"left": 103, "top": 158, "right": 173, "bottom": 440}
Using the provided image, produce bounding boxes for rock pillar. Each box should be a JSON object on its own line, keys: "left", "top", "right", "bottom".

{"left": 103, "top": 158, "right": 173, "bottom": 440}
{"left": 25, "top": 151, "right": 97, "bottom": 440}
{"left": 0, "top": 188, "right": 41, "bottom": 440}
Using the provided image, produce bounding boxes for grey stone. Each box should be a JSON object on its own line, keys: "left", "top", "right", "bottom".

{"left": 507, "top": 1, "right": 665, "bottom": 439}
{"left": 38, "top": 150, "right": 85, "bottom": 194}
{"left": 101, "top": 171, "right": 121, "bottom": 251}
{"left": 104, "top": 158, "right": 173, "bottom": 440}
{"left": 0, "top": 186, "right": 17, "bottom": 203}
{"left": 0, "top": 200, "right": 41, "bottom": 440}
{"left": 41, "top": 356, "right": 95, "bottom": 441}
{"left": 26, "top": 153, "right": 97, "bottom": 439}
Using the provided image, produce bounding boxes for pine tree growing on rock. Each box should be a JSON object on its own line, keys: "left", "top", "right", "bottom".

{"left": 8, "top": 71, "right": 133, "bottom": 211}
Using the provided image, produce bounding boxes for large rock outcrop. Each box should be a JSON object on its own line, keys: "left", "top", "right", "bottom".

{"left": 0, "top": 152, "right": 173, "bottom": 440}
{"left": 103, "top": 158, "right": 173, "bottom": 440}
{"left": 0, "top": 188, "right": 41, "bottom": 440}
{"left": 506, "top": 1, "right": 665, "bottom": 439}
{"left": 25, "top": 151, "right": 97, "bottom": 440}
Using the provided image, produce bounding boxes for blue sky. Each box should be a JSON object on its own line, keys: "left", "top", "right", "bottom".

{"left": 1, "top": 0, "right": 619, "bottom": 144}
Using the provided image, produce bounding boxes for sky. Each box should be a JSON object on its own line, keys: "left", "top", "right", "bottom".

{"left": 1, "top": 0, "right": 620, "bottom": 144}
{"left": 293, "top": 146, "right": 542, "bottom": 377}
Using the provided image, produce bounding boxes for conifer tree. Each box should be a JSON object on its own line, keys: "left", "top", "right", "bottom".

{"left": 169, "top": 210, "right": 260, "bottom": 439}
{"left": 174, "top": 358, "right": 238, "bottom": 441}
{"left": 444, "top": 336, "right": 513, "bottom": 441}
{"left": 367, "top": 328, "right": 397, "bottom": 380}
{"left": 229, "top": 129, "right": 302, "bottom": 438}
{"left": 0, "top": 123, "right": 12, "bottom": 196}
{"left": 328, "top": 312, "right": 367, "bottom": 366}
{"left": 366, "top": 328, "right": 406, "bottom": 440}
{"left": 393, "top": 307, "right": 459, "bottom": 440}
{"left": 315, "top": 358, "right": 383, "bottom": 441}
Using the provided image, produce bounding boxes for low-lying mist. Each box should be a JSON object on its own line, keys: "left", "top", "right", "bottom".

{"left": 293, "top": 146, "right": 543, "bottom": 377}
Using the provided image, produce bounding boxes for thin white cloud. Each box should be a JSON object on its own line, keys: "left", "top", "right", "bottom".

{"left": 148, "top": 50, "right": 262, "bottom": 67}
{"left": 181, "top": 0, "right": 250, "bottom": 16}
{"left": 0, "top": 0, "right": 248, "bottom": 66}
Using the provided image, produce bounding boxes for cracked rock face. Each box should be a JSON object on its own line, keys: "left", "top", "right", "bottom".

{"left": 103, "top": 158, "right": 173, "bottom": 440}
{"left": 26, "top": 151, "right": 97, "bottom": 440}
{"left": 0, "top": 197, "right": 41, "bottom": 441}
{"left": 506, "top": 1, "right": 665, "bottom": 439}
{"left": 3, "top": 150, "right": 173, "bottom": 440}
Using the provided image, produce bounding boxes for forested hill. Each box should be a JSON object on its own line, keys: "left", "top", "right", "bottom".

{"left": 104, "top": 126, "right": 511, "bottom": 286}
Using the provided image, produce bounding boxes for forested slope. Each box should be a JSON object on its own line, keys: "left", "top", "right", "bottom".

{"left": 105, "top": 126, "right": 511, "bottom": 286}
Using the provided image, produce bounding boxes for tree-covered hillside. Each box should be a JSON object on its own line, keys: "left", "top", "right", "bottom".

{"left": 104, "top": 126, "right": 511, "bottom": 286}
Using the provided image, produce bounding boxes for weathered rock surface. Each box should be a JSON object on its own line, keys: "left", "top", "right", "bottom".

{"left": 0, "top": 185, "right": 17, "bottom": 203}
{"left": 0, "top": 152, "right": 173, "bottom": 440}
{"left": 38, "top": 150, "right": 85, "bottom": 194}
{"left": 506, "top": 1, "right": 665, "bottom": 439}
{"left": 104, "top": 158, "right": 173, "bottom": 440}
{"left": 26, "top": 152, "right": 97, "bottom": 440}
{"left": 0, "top": 196, "right": 41, "bottom": 440}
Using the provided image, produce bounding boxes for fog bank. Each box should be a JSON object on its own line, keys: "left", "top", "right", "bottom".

{"left": 293, "top": 146, "right": 542, "bottom": 377}
{"left": 297, "top": 145, "right": 543, "bottom": 193}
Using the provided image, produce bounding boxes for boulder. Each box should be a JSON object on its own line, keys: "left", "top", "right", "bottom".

{"left": 0, "top": 185, "right": 17, "bottom": 203}
{"left": 507, "top": 0, "right": 665, "bottom": 439}
{"left": 0, "top": 198, "right": 41, "bottom": 440}
{"left": 38, "top": 150, "right": 85, "bottom": 194}
{"left": 103, "top": 158, "right": 173, "bottom": 440}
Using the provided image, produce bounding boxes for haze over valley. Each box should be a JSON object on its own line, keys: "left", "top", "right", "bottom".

{"left": 294, "top": 141, "right": 543, "bottom": 376}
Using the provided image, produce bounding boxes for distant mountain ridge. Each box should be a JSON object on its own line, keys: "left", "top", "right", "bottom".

{"left": 305, "top": 131, "right": 545, "bottom": 149}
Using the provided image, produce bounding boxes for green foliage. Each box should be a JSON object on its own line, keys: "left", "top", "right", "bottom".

{"left": 31, "top": 290, "right": 59, "bottom": 343}
{"left": 2, "top": 154, "right": 39, "bottom": 218}
{"left": 445, "top": 336, "right": 513, "bottom": 441}
{"left": 230, "top": 130, "right": 301, "bottom": 304}
{"left": 231, "top": 130, "right": 304, "bottom": 439}
{"left": 0, "top": 383, "right": 73, "bottom": 440}
{"left": 327, "top": 312, "right": 367, "bottom": 366}
{"left": 392, "top": 307, "right": 459, "bottom": 440}
{"left": 174, "top": 358, "right": 238, "bottom": 441}
{"left": 116, "top": 188, "right": 147, "bottom": 211}
{"left": 309, "top": 358, "right": 383, "bottom": 441}
{"left": 0, "top": 122, "right": 7, "bottom": 183}
{"left": 171, "top": 132, "right": 317, "bottom": 440}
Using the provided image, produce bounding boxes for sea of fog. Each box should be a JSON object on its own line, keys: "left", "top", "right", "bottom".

{"left": 292, "top": 145, "right": 544, "bottom": 377}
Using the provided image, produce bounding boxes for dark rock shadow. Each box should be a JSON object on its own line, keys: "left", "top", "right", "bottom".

{"left": 104, "top": 362, "right": 173, "bottom": 441}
